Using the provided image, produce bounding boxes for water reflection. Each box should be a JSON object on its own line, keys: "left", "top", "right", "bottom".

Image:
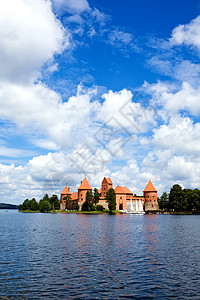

{"left": 0, "top": 212, "right": 200, "bottom": 298}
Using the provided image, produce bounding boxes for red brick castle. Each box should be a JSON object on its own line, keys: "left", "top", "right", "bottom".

{"left": 60, "top": 177, "right": 159, "bottom": 212}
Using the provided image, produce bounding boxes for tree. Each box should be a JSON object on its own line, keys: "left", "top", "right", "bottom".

{"left": 93, "top": 188, "right": 100, "bottom": 206}
{"left": 29, "top": 198, "right": 39, "bottom": 211}
{"left": 50, "top": 194, "right": 59, "bottom": 210}
{"left": 21, "top": 199, "right": 30, "bottom": 210}
{"left": 42, "top": 194, "right": 49, "bottom": 202}
{"left": 82, "top": 191, "right": 95, "bottom": 211}
{"left": 105, "top": 188, "right": 116, "bottom": 213}
{"left": 183, "top": 188, "right": 200, "bottom": 211}
{"left": 64, "top": 195, "right": 72, "bottom": 210}
{"left": 39, "top": 194, "right": 51, "bottom": 212}
{"left": 169, "top": 184, "right": 187, "bottom": 211}
{"left": 96, "top": 204, "right": 104, "bottom": 211}
{"left": 40, "top": 200, "right": 51, "bottom": 212}
{"left": 74, "top": 204, "right": 79, "bottom": 211}
{"left": 158, "top": 192, "right": 169, "bottom": 210}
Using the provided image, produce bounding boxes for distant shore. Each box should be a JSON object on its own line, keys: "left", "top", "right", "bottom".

{"left": 0, "top": 203, "right": 19, "bottom": 209}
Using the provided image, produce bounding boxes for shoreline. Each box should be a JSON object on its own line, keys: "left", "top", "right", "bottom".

{"left": 18, "top": 210, "right": 123, "bottom": 214}
{"left": 18, "top": 210, "right": 200, "bottom": 215}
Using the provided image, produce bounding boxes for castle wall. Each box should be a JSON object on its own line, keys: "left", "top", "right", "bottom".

{"left": 98, "top": 199, "right": 108, "bottom": 209}
{"left": 116, "top": 194, "right": 127, "bottom": 210}
{"left": 60, "top": 202, "right": 65, "bottom": 211}
{"left": 144, "top": 202, "right": 159, "bottom": 211}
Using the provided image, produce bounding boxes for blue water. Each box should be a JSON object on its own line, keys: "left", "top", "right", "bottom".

{"left": 0, "top": 210, "right": 200, "bottom": 299}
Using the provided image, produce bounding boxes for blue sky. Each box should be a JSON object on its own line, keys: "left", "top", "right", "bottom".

{"left": 1, "top": 0, "right": 200, "bottom": 203}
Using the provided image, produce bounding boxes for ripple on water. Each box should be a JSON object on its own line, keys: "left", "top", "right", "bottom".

{"left": 0, "top": 213, "right": 200, "bottom": 299}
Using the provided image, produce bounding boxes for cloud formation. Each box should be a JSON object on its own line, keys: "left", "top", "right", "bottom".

{"left": 0, "top": 0, "right": 68, "bottom": 84}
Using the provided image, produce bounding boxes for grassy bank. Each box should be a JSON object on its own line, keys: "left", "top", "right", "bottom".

{"left": 19, "top": 209, "right": 123, "bottom": 214}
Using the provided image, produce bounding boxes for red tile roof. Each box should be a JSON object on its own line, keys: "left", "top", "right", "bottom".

{"left": 115, "top": 186, "right": 133, "bottom": 194}
{"left": 71, "top": 192, "right": 78, "bottom": 200}
{"left": 98, "top": 188, "right": 102, "bottom": 194}
{"left": 61, "top": 185, "right": 71, "bottom": 195}
{"left": 78, "top": 177, "right": 92, "bottom": 190}
{"left": 105, "top": 177, "right": 112, "bottom": 184}
{"left": 143, "top": 180, "right": 157, "bottom": 192}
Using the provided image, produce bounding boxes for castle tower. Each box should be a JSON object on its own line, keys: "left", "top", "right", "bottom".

{"left": 60, "top": 185, "right": 71, "bottom": 210}
{"left": 100, "top": 177, "right": 113, "bottom": 198}
{"left": 78, "top": 177, "right": 92, "bottom": 208}
{"left": 143, "top": 180, "right": 159, "bottom": 211}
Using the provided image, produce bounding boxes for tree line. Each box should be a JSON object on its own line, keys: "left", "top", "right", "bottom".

{"left": 19, "top": 194, "right": 60, "bottom": 212}
{"left": 19, "top": 187, "right": 117, "bottom": 213}
{"left": 158, "top": 184, "right": 200, "bottom": 212}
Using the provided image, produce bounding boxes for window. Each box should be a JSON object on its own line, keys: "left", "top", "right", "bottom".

{"left": 153, "top": 195, "right": 154, "bottom": 198}
{"left": 119, "top": 204, "right": 123, "bottom": 210}
{"left": 81, "top": 194, "right": 82, "bottom": 197}
{"left": 120, "top": 197, "right": 122, "bottom": 199}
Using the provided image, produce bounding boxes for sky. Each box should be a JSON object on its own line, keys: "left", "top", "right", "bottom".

{"left": 1, "top": 0, "right": 200, "bottom": 204}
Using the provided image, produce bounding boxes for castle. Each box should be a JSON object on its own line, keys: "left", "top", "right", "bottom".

{"left": 60, "top": 177, "right": 159, "bottom": 212}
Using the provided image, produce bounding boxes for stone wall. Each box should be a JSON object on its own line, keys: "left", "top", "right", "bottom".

{"left": 144, "top": 202, "right": 159, "bottom": 211}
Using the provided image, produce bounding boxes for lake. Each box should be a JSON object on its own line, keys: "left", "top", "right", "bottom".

{"left": 0, "top": 210, "right": 200, "bottom": 299}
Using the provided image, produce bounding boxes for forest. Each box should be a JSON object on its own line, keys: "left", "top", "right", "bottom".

{"left": 158, "top": 184, "right": 200, "bottom": 212}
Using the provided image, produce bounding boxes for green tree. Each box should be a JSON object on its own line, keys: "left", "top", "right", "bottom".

{"left": 21, "top": 199, "right": 30, "bottom": 210}
{"left": 158, "top": 192, "right": 169, "bottom": 210}
{"left": 192, "top": 189, "right": 200, "bottom": 211}
{"left": 39, "top": 194, "right": 51, "bottom": 212}
{"left": 42, "top": 194, "right": 50, "bottom": 202}
{"left": 169, "top": 184, "right": 187, "bottom": 211}
{"left": 183, "top": 188, "right": 200, "bottom": 211}
{"left": 74, "top": 204, "right": 80, "bottom": 211}
{"left": 96, "top": 204, "right": 104, "bottom": 211}
{"left": 50, "top": 194, "right": 59, "bottom": 210}
{"left": 105, "top": 188, "right": 116, "bottom": 213}
{"left": 29, "top": 198, "right": 39, "bottom": 211}
{"left": 64, "top": 195, "right": 72, "bottom": 210}
{"left": 93, "top": 188, "right": 100, "bottom": 206}
{"left": 82, "top": 191, "right": 95, "bottom": 211}
{"left": 40, "top": 200, "right": 51, "bottom": 212}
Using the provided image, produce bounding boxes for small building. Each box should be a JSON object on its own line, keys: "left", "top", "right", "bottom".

{"left": 114, "top": 186, "right": 133, "bottom": 210}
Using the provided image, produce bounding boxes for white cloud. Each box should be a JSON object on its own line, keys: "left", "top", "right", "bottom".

{"left": 99, "top": 89, "right": 156, "bottom": 133}
{"left": 0, "top": 0, "right": 68, "bottom": 84}
{"left": 0, "top": 146, "right": 35, "bottom": 157}
{"left": 153, "top": 116, "right": 200, "bottom": 155}
{"left": 0, "top": 83, "right": 100, "bottom": 149}
{"left": 170, "top": 15, "right": 200, "bottom": 52}
{"left": 146, "top": 80, "right": 200, "bottom": 116}
{"left": 107, "top": 29, "right": 139, "bottom": 53}
{"left": 52, "top": 0, "right": 90, "bottom": 14}
{"left": 166, "top": 156, "right": 195, "bottom": 181}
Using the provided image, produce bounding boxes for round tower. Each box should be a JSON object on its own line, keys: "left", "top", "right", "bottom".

{"left": 78, "top": 177, "right": 92, "bottom": 208}
{"left": 143, "top": 180, "right": 159, "bottom": 211}
{"left": 60, "top": 185, "right": 71, "bottom": 210}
